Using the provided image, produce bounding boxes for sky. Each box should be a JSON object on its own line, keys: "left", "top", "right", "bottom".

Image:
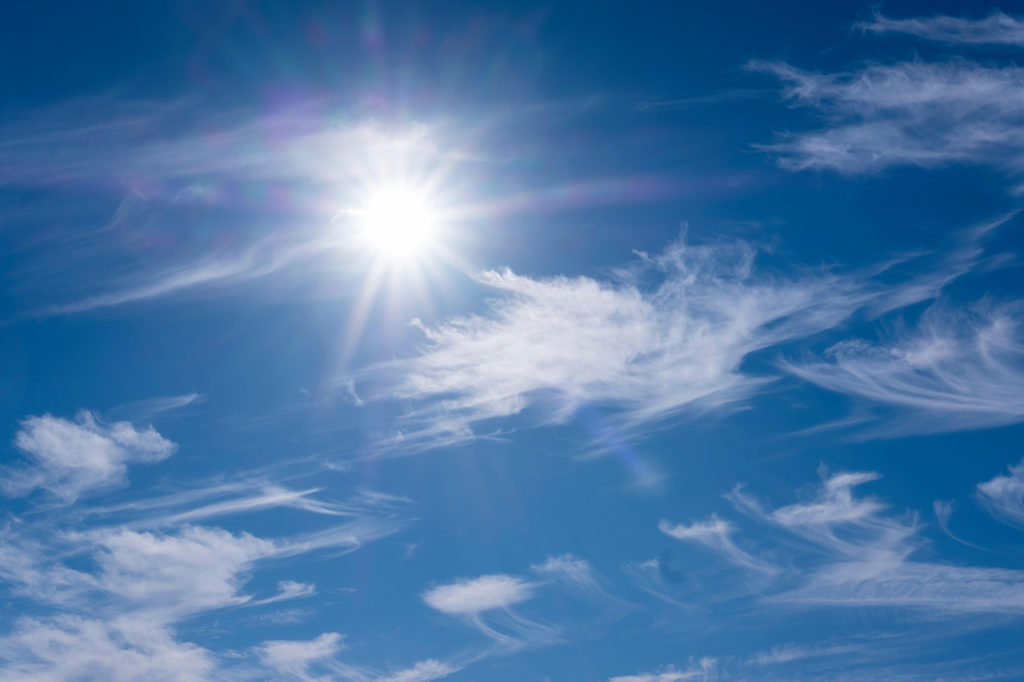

{"left": 3, "top": 1, "right": 1024, "bottom": 680}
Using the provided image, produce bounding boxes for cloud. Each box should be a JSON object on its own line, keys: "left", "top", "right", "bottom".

{"left": 421, "top": 573, "right": 557, "bottom": 649}
{"left": 2, "top": 410, "right": 176, "bottom": 503}
{"left": 658, "top": 515, "right": 777, "bottom": 574}
{"left": 609, "top": 659, "right": 718, "bottom": 682}
{"left": 253, "top": 580, "right": 317, "bottom": 605}
{"left": 530, "top": 554, "right": 633, "bottom": 614}
{"left": 365, "top": 235, "right": 884, "bottom": 449}
{"left": 376, "top": 659, "right": 459, "bottom": 682}
{"left": 858, "top": 11, "right": 1024, "bottom": 46}
{"left": 0, "top": 616, "right": 215, "bottom": 682}
{"left": 257, "top": 632, "right": 346, "bottom": 680}
{"left": 724, "top": 469, "right": 1024, "bottom": 614}
{"left": 753, "top": 59, "right": 1024, "bottom": 174}
{"left": 82, "top": 525, "right": 274, "bottom": 617}
{"left": 977, "top": 457, "right": 1024, "bottom": 527}
{"left": 749, "top": 641, "right": 855, "bottom": 666}
{"left": 782, "top": 302, "right": 1024, "bottom": 435}
{"left": 422, "top": 575, "right": 536, "bottom": 614}
{"left": 0, "top": 437, "right": 414, "bottom": 682}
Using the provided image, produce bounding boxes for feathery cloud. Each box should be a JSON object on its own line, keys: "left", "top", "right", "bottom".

{"left": 724, "top": 470, "right": 1024, "bottom": 613}
{"left": 658, "top": 515, "right": 777, "bottom": 574}
{"left": 754, "top": 59, "right": 1024, "bottom": 174}
{"left": 977, "top": 457, "right": 1024, "bottom": 527}
{"left": 367, "top": 236, "right": 878, "bottom": 449}
{"left": 609, "top": 659, "right": 718, "bottom": 682}
{"left": 783, "top": 302, "right": 1024, "bottom": 435}
{"left": 858, "top": 11, "right": 1024, "bottom": 46}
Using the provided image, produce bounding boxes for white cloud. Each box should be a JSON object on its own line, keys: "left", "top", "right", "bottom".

{"left": 724, "top": 470, "right": 1024, "bottom": 613}
{"left": 530, "top": 553, "right": 632, "bottom": 611}
{"left": 0, "top": 446, "right": 413, "bottom": 682}
{"left": 85, "top": 525, "right": 274, "bottom": 616}
{"left": 749, "top": 641, "right": 854, "bottom": 666}
{"left": 0, "top": 616, "right": 214, "bottom": 682}
{"left": 977, "top": 458, "right": 1024, "bottom": 527}
{"left": 3, "top": 410, "right": 175, "bottom": 503}
{"left": 376, "top": 659, "right": 459, "bottom": 682}
{"left": 782, "top": 302, "right": 1024, "bottom": 435}
{"left": 421, "top": 574, "right": 536, "bottom": 614}
{"left": 858, "top": 11, "right": 1024, "bottom": 46}
{"left": 753, "top": 59, "right": 1024, "bottom": 174}
{"left": 257, "top": 632, "right": 345, "bottom": 680}
{"left": 610, "top": 659, "right": 718, "bottom": 682}
{"left": 531, "top": 554, "right": 601, "bottom": 593}
{"left": 367, "top": 236, "right": 879, "bottom": 449}
{"left": 420, "top": 573, "right": 558, "bottom": 649}
{"left": 658, "top": 515, "right": 777, "bottom": 574}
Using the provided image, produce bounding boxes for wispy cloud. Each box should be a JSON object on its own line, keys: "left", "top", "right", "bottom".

{"left": 753, "top": 58, "right": 1024, "bottom": 174}
{"left": 363, "top": 235, "right": 879, "bottom": 449}
{"left": 977, "top": 457, "right": 1024, "bottom": 527}
{"left": 658, "top": 515, "right": 777, "bottom": 574}
{"left": 375, "top": 659, "right": 459, "bottom": 682}
{"left": 782, "top": 301, "right": 1024, "bottom": 436}
{"left": 257, "top": 632, "right": 355, "bottom": 681}
{"left": 724, "top": 469, "right": 1024, "bottom": 614}
{"left": 749, "top": 641, "right": 854, "bottom": 666}
{"left": 609, "top": 658, "right": 719, "bottom": 682}
{"left": 857, "top": 11, "right": 1024, "bottom": 46}
{"left": 530, "top": 553, "right": 630, "bottom": 607}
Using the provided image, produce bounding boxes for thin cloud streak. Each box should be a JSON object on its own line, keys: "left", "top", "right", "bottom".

{"left": 857, "top": 11, "right": 1024, "bottom": 46}
{"left": 782, "top": 302, "right": 1024, "bottom": 436}
{"left": 753, "top": 58, "right": 1024, "bottom": 174}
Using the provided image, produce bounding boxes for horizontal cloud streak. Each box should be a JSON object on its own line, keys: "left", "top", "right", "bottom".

{"left": 754, "top": 59, "right": 1024, "bottom": 174}
{"left": 858, "top": 11, "right": 1024, "bottom": 46}
{"left": 783, "top": 302, "right": 1024, "bottom": 435}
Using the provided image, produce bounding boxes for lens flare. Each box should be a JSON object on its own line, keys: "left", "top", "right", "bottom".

{"left": 356, "top": 184, "right": 439, "bottom": 261}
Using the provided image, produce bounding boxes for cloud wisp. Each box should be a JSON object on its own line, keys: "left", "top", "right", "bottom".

{"left": 754, "top": 13, "right": 1024, "bottom": 176}
{"left": 754, "top": 58, "right": 1024, "bottom": 174}
{"left": 362, "top": 236, "right": 875, "bottom": 449}
{"left": 857, "top": 11, "right": 1024, "bottom": 46}
{"left": 658, "top": 515, "right": 777, "bottom": 575}
{"left": 977, "top": 457, "right": 1024, "bottom": 527}
{"left": 783, "top": 302, "right": 1024, "bottom": 436}
{"left": 609, "top": 658, "right": 719, "bottom": 682}
{"left": 724, "top": 470, "right": 1024, "bottom": 614}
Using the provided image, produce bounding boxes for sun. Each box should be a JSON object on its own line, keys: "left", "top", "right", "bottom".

{"left": 355, "top": 183, "right": 439, "bottom": 262}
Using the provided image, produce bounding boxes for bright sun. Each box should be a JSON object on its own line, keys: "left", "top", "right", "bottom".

{"left": 356, "top": 184, "right": 439, "bottom": 261}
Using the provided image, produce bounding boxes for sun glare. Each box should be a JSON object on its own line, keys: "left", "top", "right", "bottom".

{"left": 356, "top": 184, "right": 439, "bottom": 261}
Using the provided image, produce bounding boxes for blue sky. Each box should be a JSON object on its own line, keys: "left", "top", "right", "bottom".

{"left": 3, "top": 2, "right": 1024, "bottom": 680}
